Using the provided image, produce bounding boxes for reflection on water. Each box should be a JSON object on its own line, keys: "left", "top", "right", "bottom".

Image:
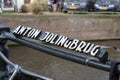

{"left": 9, "top": 39, "right": 120, "bottom": 80}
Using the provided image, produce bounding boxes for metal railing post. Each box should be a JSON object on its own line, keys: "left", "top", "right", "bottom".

{"left": 109, "top": 60, "right": 120, "bottom": 80}
{"left": 0, "top": 25, "right": 10, "bottom": 80}
{"left": 0, "top": 39, "right": 9, "bottom": 80}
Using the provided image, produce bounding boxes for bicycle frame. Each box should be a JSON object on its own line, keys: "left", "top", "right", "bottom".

{"left": 0, "top": 25, "right": 120, "bottom": 80}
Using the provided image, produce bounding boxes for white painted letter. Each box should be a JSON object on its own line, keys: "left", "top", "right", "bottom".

{"left": 45, "top": 33, "right": 55, "bottom": 42}
{"left": 64, "top": 40, "right": 72, "bottom": 48}
{"left": 75, "top": 41, "right": 86, "bottom": 52}
{"left": 22, "top": 27, "right": 31, "bottom": 36}
{"left": 13, "top": 25, "right": 21, "bottom": 34}
{"left": 56, "top": 36, "right": 68, "bottom": 46}
{"left": 31, "top": 30, "right": 41, "bottom": 39}
{"left": 69, "top": 39, "right": 79, "bottom": 50}
{"left": 50, "top": 34, "right": 58, "bottom": 44}
{"left": 83, "top": 43, "right": 94, "bottom": 53}
{"left": 17, "top": 26, "right": 26, "bottom": 35}
{"left": 90, "top": 45, "right": 100, "bottom": 56}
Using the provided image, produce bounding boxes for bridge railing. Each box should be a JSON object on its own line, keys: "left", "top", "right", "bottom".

{"left": 0, "top": 25, "right": 119, "bottom": 80}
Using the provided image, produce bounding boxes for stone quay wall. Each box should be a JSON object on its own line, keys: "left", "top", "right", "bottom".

{"left": 0, "top": 15, "right": 120, "bottom": 42}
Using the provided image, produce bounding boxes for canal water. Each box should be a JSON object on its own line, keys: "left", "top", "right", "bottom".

{"left": 9, "top": 39, "right": 120, "bottom": 80}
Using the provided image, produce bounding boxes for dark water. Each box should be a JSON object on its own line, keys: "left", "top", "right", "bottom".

{"left": 9, "top": 39, "right": 120, "bottom": 80}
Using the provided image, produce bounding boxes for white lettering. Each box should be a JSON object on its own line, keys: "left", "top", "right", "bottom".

{"left": 56, "top": 36, "right": 68, "bottom": 46}
{"left": 17, "top": 26, "right": 26, "bottom": 35}
{"left": 90, "top": 45, "right": 100, "bottom": 56}
{"left": 64, "top": 40, "right": 72, "bottom": 48}
{"left": 45, "top": 33, "right": 55, "bottom": 42}
{"left": 31, "top": 30, "right": 41, "bottom": 39}
{"left": 83, "top": 43, "right": 94, "bottom": 53}
{"left": 27, "top": 29, "right": 36, "bottom": 38}
{"left": 50, "top": 34, "right": 58, "bottom": 44}
{"left": 69, "top": 39, "right": 79, "bottom": 50}
{"left": 12, "top": 26, "right": 101, "bottom": 57}
{"left": 75, "top": 41, "right": 86, "bottom": 52}
{"left": 13, "top": 25, "right": 21, "bottom": 34}
{"left": 55, "top": 35, "right": 63, "bottom": 45}
{"left": 22, "top": 27, "right": 31, "bottom": 36}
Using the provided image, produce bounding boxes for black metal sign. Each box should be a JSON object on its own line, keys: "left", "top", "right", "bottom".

{"left": 13, "top": 25, "right": 100, "bottom": 57}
